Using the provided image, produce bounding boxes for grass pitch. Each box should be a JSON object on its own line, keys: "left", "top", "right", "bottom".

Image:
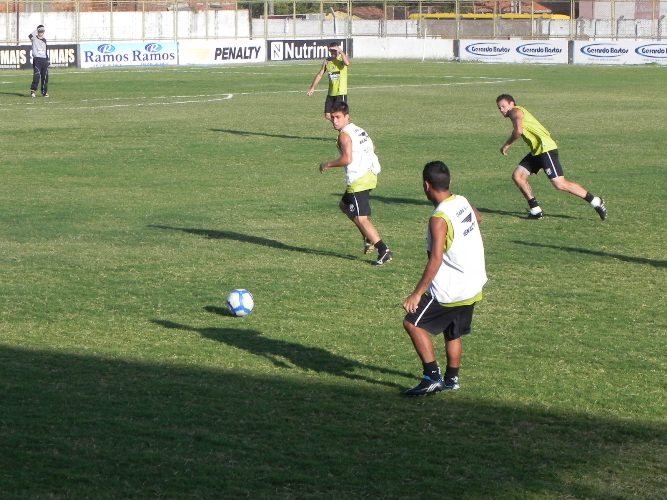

{"left": 0, "top": 61, "right": 666, "bottom": 498}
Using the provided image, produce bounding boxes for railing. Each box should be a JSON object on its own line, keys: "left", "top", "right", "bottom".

{"left": 2, "top": 0, "right": 665, "bottom": 42}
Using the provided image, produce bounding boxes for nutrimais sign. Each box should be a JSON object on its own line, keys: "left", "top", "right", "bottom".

{"left": 267, "top": 39, "right": 352, "bottom": 61}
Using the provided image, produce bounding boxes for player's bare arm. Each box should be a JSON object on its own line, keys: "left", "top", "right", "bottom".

{"left": 501, "top": 108, "right": 524, "bottom": 156}
{"left": 472, "top": 205, "right": 483, "bottom": 224}
{"left": 307, "top": 61, "right": 327, "bottom": 96}
{"left": 403, "top": 217, "right": 447, "bottom": 314}
{"left": 336, "top": 47, "right": 351, "bottom": 66}
{"left": 319, "top": 132, "right": 352, "bottom": 172}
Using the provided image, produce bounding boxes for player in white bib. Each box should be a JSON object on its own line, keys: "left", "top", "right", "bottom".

{"left": 319, "top": 102, "right": 392, "bottom": 266}
{"left": 403, "top": 161, "right": 487, "bottom": 396}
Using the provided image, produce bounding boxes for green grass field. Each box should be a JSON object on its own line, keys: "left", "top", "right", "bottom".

{"left": 1, "top": 61, "right": 665, "bottom": 498}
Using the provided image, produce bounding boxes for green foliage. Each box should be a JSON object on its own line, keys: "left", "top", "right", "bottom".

{"left": 0, "top": 61, "right": 665, "bottom": 497}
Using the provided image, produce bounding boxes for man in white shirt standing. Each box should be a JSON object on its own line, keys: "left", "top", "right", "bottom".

{"left": 29, "top": 24, "right": 49, "bottom": 98}
{"left": 402, "top": 161, "right": 487, "bottom": 396}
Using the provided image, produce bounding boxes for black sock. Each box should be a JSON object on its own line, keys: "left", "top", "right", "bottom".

{"left": 374, "top": 240, "right": 388, "bottom": 255}
{"left": 528, "top": 198, "right": 540, "bottom": 209}
{"left": 444, "top": 366, "right": 459, "bottom": 381}
{"left": 584, "top": 192, "right": 594, "bottom": 203}
{"left": 423, "top": 361, "right": 441, "bottom": 380}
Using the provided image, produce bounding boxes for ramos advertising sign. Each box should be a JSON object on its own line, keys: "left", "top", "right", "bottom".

{"left": 79, "top": 41, "right": 177, "bottom": 68}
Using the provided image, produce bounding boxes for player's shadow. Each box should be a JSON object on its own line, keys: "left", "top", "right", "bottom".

{"left": 152, "top": 319, "right": 413, "bottom": 389}
{"left": 349, "top": 194, "right": 431, "bottom": 207}
{"left": 210, "top": 128, "right": 332, "bottom": 142}
{"left": 478, "top": 207, "right": 578, "bottom": 220}
{"left": 512, "top": 240, "right": 667, "bottom": 268}
{"left": 149, "top": 225, "right": 356, "bottom": 261}
{"left": 0, "top": 91, "right": 30, "bottom": 97}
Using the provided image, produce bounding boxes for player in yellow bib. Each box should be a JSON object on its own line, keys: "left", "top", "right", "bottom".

{"left": 307, "top": 42, "right": 350, "bottom": 121}
{"left": 496, "top": 94, "right": 607, "bottom": 220}
{"left": 318, "top": 102, "right": 392, "bottom": 266}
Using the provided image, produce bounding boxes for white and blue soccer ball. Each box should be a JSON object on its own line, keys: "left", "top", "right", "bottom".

{"left": 226, "top": 289, "right": 254, "bottom": 317}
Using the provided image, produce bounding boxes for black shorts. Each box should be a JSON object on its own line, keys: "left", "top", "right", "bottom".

{"left": 341, "top": 190, "right": 371, "bottom": 217}
{"left": 325, "top": 94, "right": 347, "bottom": 114}
{"left": 404, "top": 294, "right": 476, "bottom": 341}
{"left": 519, "top": 150, "right": 564, "bottom": 180}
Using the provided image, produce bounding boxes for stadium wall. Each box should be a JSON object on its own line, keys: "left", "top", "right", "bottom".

{"left": 2, "top": 37, "right": 667, "bottom": 69}
{"left": 3, "top": 8, "right": 667, "bottom": 43}
{"left": 352, "top": 37, "right": 454, "bottom": 60}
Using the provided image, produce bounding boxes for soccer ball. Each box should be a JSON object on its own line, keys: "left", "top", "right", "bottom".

{"left": 226, "top": 289, "right": 254, "bottom": 317}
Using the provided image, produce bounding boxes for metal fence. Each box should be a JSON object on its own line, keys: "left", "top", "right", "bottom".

{"left": 2, "top": 0, "right": 665, "bottom": 42}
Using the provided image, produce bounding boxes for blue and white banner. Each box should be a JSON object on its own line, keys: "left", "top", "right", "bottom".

{"left": 459, "top": 39, "right": 568, "bottom": 64}
{"left": 573, "top": 40, "right": 667, "bottom": 65}
{"left": 79, "top": 41, "right": 177, "bottom": 68}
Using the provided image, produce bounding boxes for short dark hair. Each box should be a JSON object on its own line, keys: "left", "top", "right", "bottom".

{"left": 496, "top": 94, "right": 515, "bottom": 104}
{"left": 328, "top": 42, "right": 338, "bottom": 48}
{"left": 423, "top": 161, "right": 451, "bottom": 190}
{"left": 330, "top": 101, "right": 349, "bottom": 115}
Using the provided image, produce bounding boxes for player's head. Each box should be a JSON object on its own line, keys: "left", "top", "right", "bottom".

{"left": 330, "top": 102, "right": 350, "bottom": 131}
{"left": 496, "top": 94, "right": 515, "bottom": 105}
{"left": 330, "top": 101, "right": 349, "bottom": 115}
{"left": 328, "top": 42, "right": 339, "bottom": 56}
{"left": 36, "top": 25, "right": 45, "bottom": 36}
{"left": 496, "top": 94, "right": 516, "bottom": 117}
{"left": 423, "top": 161, "right": 451, "bottom": 194}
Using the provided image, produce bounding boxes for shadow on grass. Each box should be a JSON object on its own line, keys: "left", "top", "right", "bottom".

{"left": 478, "top": 207, "right": 578, "bottom": 220}
{"left": 512, "top": 240, "right": 667, "bottom": 268}
{"left": 150, "top": 225, "right": 357, "bottom": 261}
{"left": 203, "top": 305, "right": 237, "bottom": 317}
{"left": 0, "top": 91, "right": 30, "bottom": 97}
{"left": 370, "top": 194, "right": 431, "bottom": 206}
{"left": 327, "top": 196, "right": 580, "bottom": 221}
{"left": 329, "top": 192, "right": 431, "bottom": 207}
{"left": 152, "top": 319, "right": 413, "bottom": 388}
{"left": 1, "top": 346, "right": 664, "bottom": 497}
{"left": 211, "top": 128, "right": 332, "bottom": 142}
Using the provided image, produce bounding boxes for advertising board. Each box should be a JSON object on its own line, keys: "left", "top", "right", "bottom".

{"left": 459, "top": 39, "right": 568, "bottom": 64}
{"left": 0, "top": 45, "right": 78, "bottom": 70}
{"left": 573, "top": 40, "right": 667, "bottom": 65}
{"left": 267, "top": 39, "right": 352, "bottom": 61}
{"left": 179, "top": 39, "right": 265, "bottom": 65}
{"left": 79, "top": 41, "right": 178, "bottom": 68}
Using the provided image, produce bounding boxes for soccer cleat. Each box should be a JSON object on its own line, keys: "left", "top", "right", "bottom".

{"left": 30, "top": 90, "right": 35, "bottom": 98}
{"left": 404, "top": 375, "right": 445, "bottom": 396}
{"left": 443, "top": 376, "right": 460, "bottom": 391}
{"left": 527, "top": 211, "right": 544, "bottom": 220}
{"left": 594, "top": 199, "right": 607, "bottom": 221}
{"left": 374, "top": 249, "right": 393, "bottom": 266}
{"left": 364, "top": 239, "right": 374, "bottom": 254}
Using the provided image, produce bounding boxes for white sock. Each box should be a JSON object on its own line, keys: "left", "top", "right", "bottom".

{"left": 530, "top": 206, "right": 542, "bottom": 215}
{"left": 590, "top": 197, "right": 601, "bottom": 208}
